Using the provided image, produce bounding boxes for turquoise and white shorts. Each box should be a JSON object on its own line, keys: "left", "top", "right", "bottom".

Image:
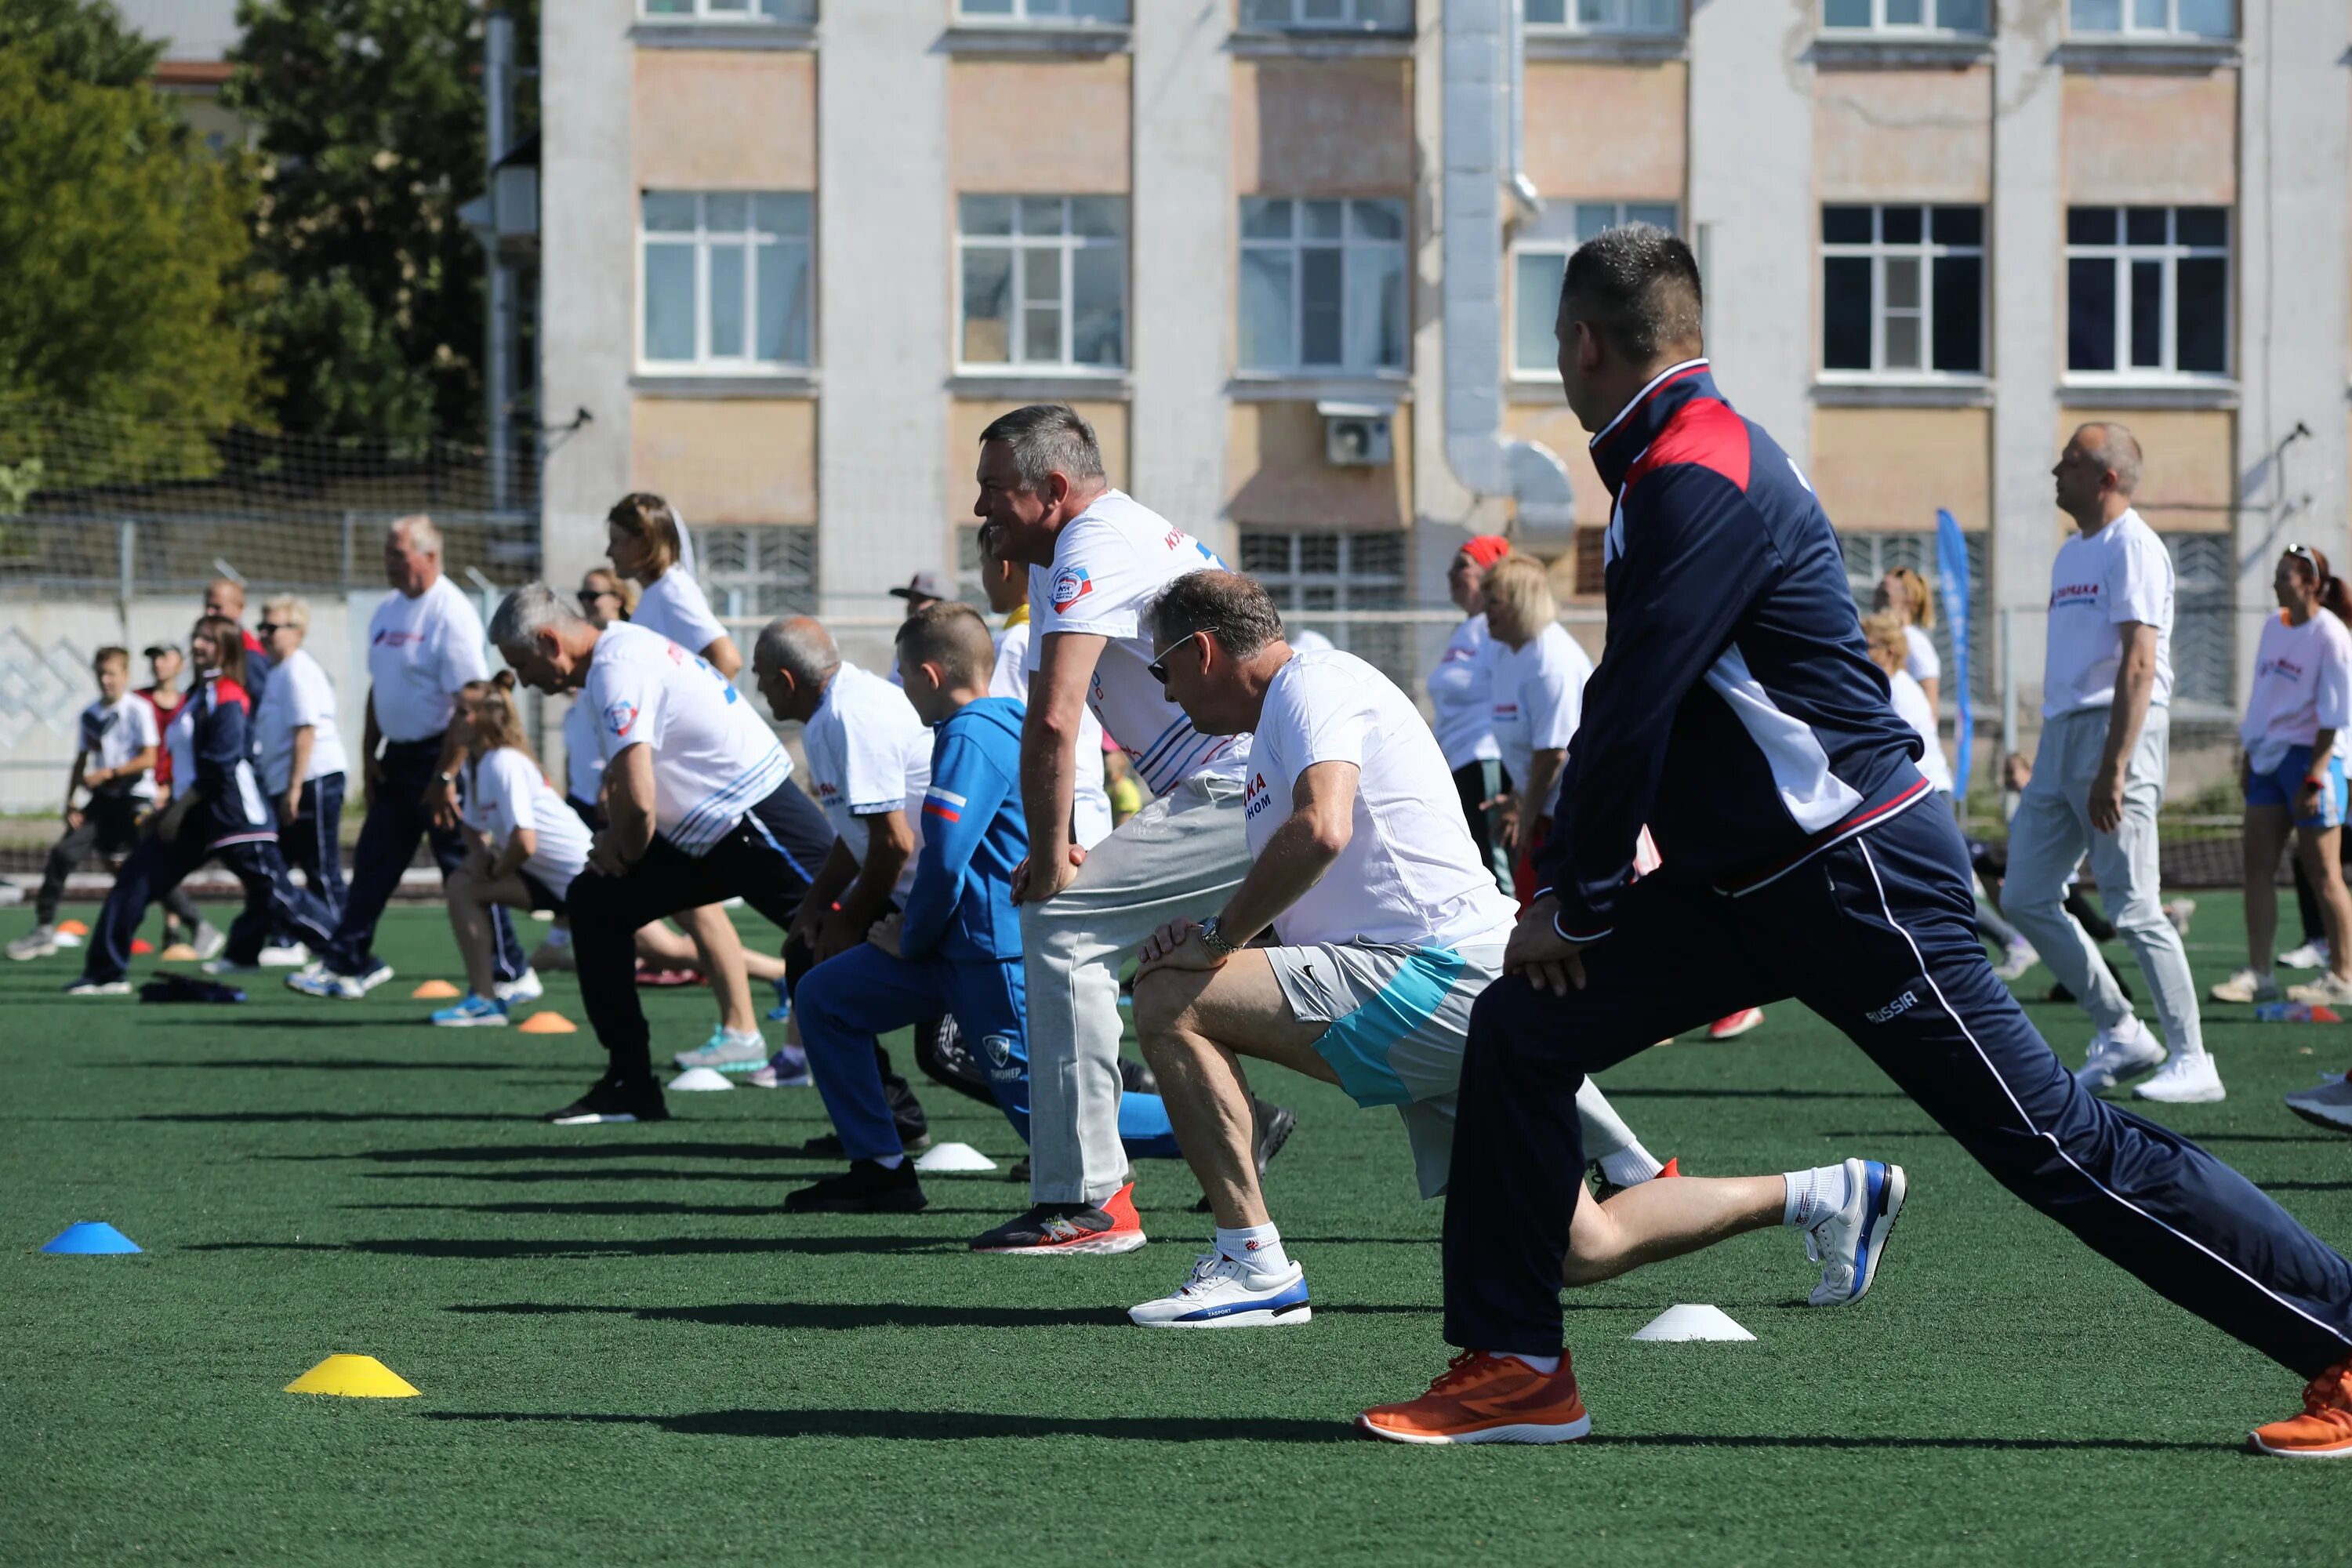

{"left": 1264, "top": 937, "right": 1507, "bottom": 1200}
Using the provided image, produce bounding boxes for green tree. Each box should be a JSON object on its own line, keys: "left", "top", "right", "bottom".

{"left": 0, "top": 0, "right": 162, "bottom": 90}
{"left": 227, "top": 0, "right": 536, "bottom": 445}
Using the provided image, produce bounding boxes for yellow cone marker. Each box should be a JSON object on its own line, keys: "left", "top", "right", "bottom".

{"left": 411, "top": 979, "right": 462, "bottom": 1000}
{"left": 159, "top": 942, "right": 200, "bottom": 962}
{"left": 284, "top": 1354, "right": 420, "bottom": 1399}
{"left": 517, "top": 1011, "right": 577, "bottom": 1034}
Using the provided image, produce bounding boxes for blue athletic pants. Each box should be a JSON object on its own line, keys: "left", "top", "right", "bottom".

{"left": 1443, "top": 798, "right": 2352, "bottom": 1378}
{"left": 319, "top": 736, "right": 521, "bottom": 981}
{"left": 272, "top": 771, "right": 348, "bottom": 938}
{"left": 83, "top": 831, "right": 335, "bottom": 983}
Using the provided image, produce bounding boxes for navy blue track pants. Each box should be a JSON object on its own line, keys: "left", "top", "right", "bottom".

{"left": 1443, "top": 799, "right": 2352, "bottom": 1378}
{"left": 319, "top": 736, "right": 522, "bottom": 982}
{"left": 84, "top": 831, "right": 335, "bottom": 983}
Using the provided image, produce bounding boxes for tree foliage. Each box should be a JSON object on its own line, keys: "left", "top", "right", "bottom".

{"left": 0, "top": 0, "right": 162, "bottom": 90}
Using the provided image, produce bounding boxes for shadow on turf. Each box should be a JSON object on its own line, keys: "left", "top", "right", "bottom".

{"left": 445, "top": 1300, "right": 1431, "bottom": 1330}
{"left": 269, "top": 1142, "right": 826, "bottom": 1163}
{"left": 125, "top": 1057, "right": 545, "bottom": 1072}
{"left": 187, "top": 1235, "right": 956, "bottom": 1258}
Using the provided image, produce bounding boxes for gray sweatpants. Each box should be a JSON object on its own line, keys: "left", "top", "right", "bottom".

{"left": 2003, "top": 706, "right": 2203, "bottom": 1056}
{"left": 1022, "top": 772, "right": 1254, "bottom": 1205}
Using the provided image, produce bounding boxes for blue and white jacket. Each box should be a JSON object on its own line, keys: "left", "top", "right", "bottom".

{"left": 1534, "top": 361, "right": 1926, "bottom": 941}
{"left": 165, "top": 671, "right": 278, "bottom": 850}
{"left": 902, "top": 695, "right": 1026, "bottom": 964}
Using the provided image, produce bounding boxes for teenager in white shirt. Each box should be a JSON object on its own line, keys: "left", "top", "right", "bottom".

{"left": 2003, "top": 424, "right": 2216, "bottom": 1102}
{"left": 1874, "top": 565, "right": 1941, "bottom": 716}
{"left": 255, "top": 597, "right": 350, "bottom": 946}
{"left": 2215, "top": 546, "right": 2352, "bottom": 1010}
{"left": 433, "top": 673, "right": 593, "bottom": 1026}
{"left": 1429, "top": 535, "right": 1514, "bottom": 892}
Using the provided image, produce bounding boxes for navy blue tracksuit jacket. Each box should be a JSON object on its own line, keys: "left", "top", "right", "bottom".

{"left": 1446, "top": 361, "right": 2352, "bottom": 1381}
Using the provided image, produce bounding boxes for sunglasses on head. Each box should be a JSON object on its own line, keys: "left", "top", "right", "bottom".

{"left": 1146, "top": 632, "right": 1206, "bottom": 686}
{"left": 2288, "top": 545, "right": 2321, "bottom": 567}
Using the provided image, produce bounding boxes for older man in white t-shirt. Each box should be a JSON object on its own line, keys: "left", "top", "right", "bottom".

{"left": 979, "top": 552, "right": 1112, "bottom": 849}
{"left": 2005, "top": 423, "right": 2216, "bottom": 1104}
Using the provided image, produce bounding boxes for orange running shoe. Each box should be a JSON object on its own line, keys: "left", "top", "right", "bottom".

{"left": 2249, "top": 1357, "right": 2352, "bottom": 1457}
{"left": 1708, "top": 1007, "right": 1765, "bottom": 1040}
{"left": 1357, "top": 1351, "right": 1591, "bottom": 1445}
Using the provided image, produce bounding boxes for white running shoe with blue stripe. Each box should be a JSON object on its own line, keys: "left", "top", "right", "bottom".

{"left": 1129, "top": 1253, "right": 1312, "bottom": 1329}
{"left": 1804, "top": 1157, "right": 1907, "bottom": 1308}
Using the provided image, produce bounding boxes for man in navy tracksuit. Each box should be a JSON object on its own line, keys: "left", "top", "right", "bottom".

{"left": 1359, "top": 225, "right": 2352, "bottom": 1456}
{"left": 784, "top": 603, "right": 1181, "bottom": 1214}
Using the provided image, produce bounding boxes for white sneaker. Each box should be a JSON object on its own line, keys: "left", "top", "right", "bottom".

{"left": 286, "top": 962, "right": 387, "bottom": 1000}
{"left": 6, "top": 925, "right": 59, "bottom": 961}
{"left": 2281, "top": 939, "right": 2332, "bottom": 971}
{"left": 1128, "top": 1252, "right": 1312, "bottom": 1328}
{"left": 673, "top": 1028, "right": 769, "bottom": 1073}
{"left": 2288, "top": 972, "right": 2352, "bottom": 1007}
{"left": 1992, "top": 940, "right": 2038, "bottom": 982}
{"left": 2211, "top": 969, "right": 2282, "bottom": 1005}
{"left": 1803, "top": 1157, "right": 1909, "bottom": 1308}
{"left": 201, "top": 957, "right": 261, "bottom": 975}
{"left": 191, "top": 922, "right": 229, "bottom": 962}
{"left": 493, "top": 967, "right": 544, "bottom": 1005}
{"left": 2076, "top": 1016, "right": 2166, "bottom": 1091}
{"left": 2284, "top": 1075, "right": 2352, "bottom": 1133}
{"left": 61, "top": 977, "right": 129, "bottom": 996}
{"left": 2133, "top": 1051, "right": 2226, "bottom": 1104}
{"left": 2162, "top": 898, "right": 2197, "bottom": 938}
{"left": 256, "top": 942, "right": 309, "bottom": 967}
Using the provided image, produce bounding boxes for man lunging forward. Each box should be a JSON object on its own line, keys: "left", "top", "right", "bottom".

{"left": 1357, "top": 225, "right": 2352, "bottom": 1457}
{"left": 1127, "top": 572, "right": 1878, "bottom": 1330}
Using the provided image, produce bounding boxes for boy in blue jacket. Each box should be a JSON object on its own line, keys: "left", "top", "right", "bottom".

{"left": 786, "top": 604, "right": 1180, "bottom": 1214}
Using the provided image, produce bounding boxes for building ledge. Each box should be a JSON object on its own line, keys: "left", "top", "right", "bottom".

{"left": 1523, "top": 32, "right": 1686, "bottom": 64}
{"left": 1228, "top": 30, "right": 1413, "bottom": 60}
{"left": 2051, "top": 38, "right": 2238, "bottom": 73}
{"left": 2060, "top": 379, "right": 2238, "bottom": 410}
{"left": 936, "top": 24, "right": 1130, "bottom": 57}
{"left": 1807, "top": 34, "right": 1992, "bottom": 69}
{"left": 630, "top": 20, "right": 815, "bottom": 50}
{"left": 948, "top": 370, "right": 1132, "bottom": 401}
{"left": 1812, "top": 377, "right": 1992, "bottom": 408}
{"left": 632, "top": 371, "right": 819, "bottom": 397}
{"left": 1229, "top": 373, "right": 1412, "bottom": 403}
{"left": 1507, "top": 378, "right": 1568, "bottom": 406}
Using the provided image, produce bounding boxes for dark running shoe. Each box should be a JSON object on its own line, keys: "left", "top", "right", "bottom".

{"left": 784, "top": 1160, "right": 928, "bottom": 1214}
{"left": 1194, "top": 1095, "right": 1298, "bottom": 1213}
{"left": 543, "top": 1074, "right": 668, "bottom": 1125}
{"left": 801, "top": 1128, "right": 930, "bottom": 1157}
{"left": 971, "top": 1182, "right": 1146, "bottom": 1254}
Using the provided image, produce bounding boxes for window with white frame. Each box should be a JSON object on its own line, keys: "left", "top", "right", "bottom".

{"left": 957, "top": 0, "right": 1128, "bottom": 23}
{"left": 2068, "top": 0, "right": 2234, "bottom": 39}
{"left": 1240, "top": 529, "right": 1409, "bottom": 684}
{"left": 1524, "top": 0, "right": 1680, "bottom": 34}
{"left": 2065, "top": 206, "right": 2229, "bottom": 377}
{"left": 640, "top": 0, "right": 815, "bottom": 19}
{"left": 1512, "top": 201, "right": 1678, "bottom": 376}
{"left": 958, "top": 195, "right": 1127, "bottom": 369}
{"left": 1820, "top": 205, "right": 1984, "bottom": 377}
{"left": 1239, "top": 0, "right": 1413, "bottom": 31}
{"left": 640, "top": 192, "right": 812, "bottom": 369}
{"left": 697, "top": 525, "right": 819, "bottom": 621}
{"left": 1240, "top": 198, "right": 1408, "bottom": 375}
{"left": 1821, "top": 0, "right": 1987, "bottom": 32}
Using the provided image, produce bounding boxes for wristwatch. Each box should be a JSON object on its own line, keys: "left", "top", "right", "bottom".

{"left": 437, "top": 771, "right": 459, "bottom": 786}
{"left": 1197, "top": 915, "right": 1242, "bottom": 956}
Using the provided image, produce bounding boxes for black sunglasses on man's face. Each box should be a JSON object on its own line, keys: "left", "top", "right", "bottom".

{"left": 1147, "top": 632, "right": 1205, "bottom": 686}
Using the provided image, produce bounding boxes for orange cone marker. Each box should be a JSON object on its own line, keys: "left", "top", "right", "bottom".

{"left": 411, "top": 979, "right": 462, "bottom": 1000}
{"left": 517, "top": 1011, "right": 577, "bottom": 1034}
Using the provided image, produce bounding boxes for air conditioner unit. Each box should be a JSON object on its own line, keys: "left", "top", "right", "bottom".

{"left": 1319, "top": 400, "right": 1395, "bottom": 467}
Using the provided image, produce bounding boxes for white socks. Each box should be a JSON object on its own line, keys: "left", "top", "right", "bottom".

{"left": 1502, "top": 1352, "right": 1561, "bottom": 1374}
{"left": 1577, "top": 1079, "right": 1664, "bottom": 1188}
{"left": 1216, "top": 1222, "right": 1290, "bottom": 1273}
{"left": 1782, "top": 1164, "right": 1850, "bottom": 1229}
{"left": 873, "top": 1152, "right": 905, "bottom": 1171}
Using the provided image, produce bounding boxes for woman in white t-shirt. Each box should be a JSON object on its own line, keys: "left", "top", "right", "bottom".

{"left": 1863, "top": 612, "right": 1953, "bottom": 798}
{"left": 2219, "top": 546, "right": 2352, "bottom": 1006}
{"left": 1480, "top": 557, "right": 1592, "bottom": 906}
{"left": 1873, "top": 565, "right": 1941, "bottom": 715}
{"left": 435, "top": 673, "right": 592, "bottom": 1025}
{"left": 1428, "top": 535, "right": 1513, "bottom": 893}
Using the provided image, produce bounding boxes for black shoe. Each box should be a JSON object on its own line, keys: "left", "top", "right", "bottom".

{"left": 543, "top": 1074, "right": 667, "bottom": 1125}
{"left": 1195, "top": 1095, "right": 1298, "bottom": 1211}
{"left": 1120, "top": 1058, "right": 1160, "bottom": 1096}
{"left": 801, "top": 1128, "right": 930, "bottom": 1157}
{"left": 1007, "top": 1155, "right": 1030, "bottom": 1185}
{"left": 784, "top": 1160, "right": 927, "bottom": 1214}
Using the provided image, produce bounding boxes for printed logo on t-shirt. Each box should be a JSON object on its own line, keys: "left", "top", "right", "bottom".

{"left": 2261, "top": 655, "right": 2307, "bottom": 685}
{"left": 1051, "top": 566, "right": 1094, "bottom": 610}
{"left": 603, "top": 700, "right": 639, "bottom": 739}
{"left": 812, "top": 779, "right": 841, "bottom": 806}
{"left": 2050, "top": 581, "right": 2103, "bottom": 610}
{"left": 1243, "top": 771, "right": 1273, "bottom": 821}
{"left": 374, "top": 630, "right": 425, "bottom": 647}
{"left": 1494, "top": 702, "right": 1521, "bottom": 720}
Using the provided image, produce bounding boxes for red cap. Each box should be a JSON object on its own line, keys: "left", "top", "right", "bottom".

{"left": 1458, "top": 535, "right": 1512, "bottom": 571}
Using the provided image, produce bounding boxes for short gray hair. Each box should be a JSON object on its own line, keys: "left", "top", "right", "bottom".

{"left": 488, "top": 581, "right": 584, "bottom": 647}
{"left": 392, "top": 514, "right": 443, "bottom": 557}
{"left": 1146, "top": 570, "right": 1284, "bottom": 662}
{"left": 753, "top": 615, "right": 839, "bottom": 684}
{"left": 2076, "top": 421, "right": 2143, "bottom": 495}
{"left": 978, "top": 404, "right": 1105, "bottom": 492}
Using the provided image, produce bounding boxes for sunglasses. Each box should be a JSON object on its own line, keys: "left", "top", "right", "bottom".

{"left": 256, "top": 622, "right": 287, "bottom": 636}
{"left": 578, "top": 588, "right": 618, "bottom": 609}
{"left": 1146, "top": 632, "right": 1206, "bottom": 686}
{"left": 2287, "top": 545, "right": 2321, "bottom": 568}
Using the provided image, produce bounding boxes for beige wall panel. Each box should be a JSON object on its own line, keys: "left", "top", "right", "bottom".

{"left": 1810, "top": 407, "right": 1990, "bottom": 533}
{"left": 633, "top": 52, "right": 815, "bottom": 191}
{"left": 1234, "top": 58, "right": 1414, "bottom": 197}
{"left": 948, "top": 400, "right": 1129, "bottom": 495}
{"left": 1816, "top": 68, "right": 1991, "bottom": 204}
{"left": 1226, "top": 401, "right": 1412, "bottom": 527}
{"left": 2057, "top": 408, "right": 2235, "bottom": 532}
{"left": 633, "top": 398, "right": 817, "bottom": 524}
{"left": 2063, "top": 73, "right": 2238, "bottom": 205}
{"left": 950, "top": 59, "right": 1131, "bottom": 194}
{"left": 1522, "top": 63, "right": 1686, "bottom": 201}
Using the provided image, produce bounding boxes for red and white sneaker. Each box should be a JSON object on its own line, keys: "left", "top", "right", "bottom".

{"left": 2250, "top": 1357, "right": 2352, "bottom": 1457}
{"left": 1358, "top": 1350, "right": 1591, "bottom": 1445}
{"left": 1708, "top": 1007, "right": 1765, "bottom": 1041}
{"left": 969, "top": 1181, "right": 1148, "bottom": 1255}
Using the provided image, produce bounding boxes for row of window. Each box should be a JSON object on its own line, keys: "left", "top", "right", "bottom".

{"left": 641, "top": 190, "right": 2234, "bottom": 383}
{"left": 640, "top": 0, "right": 2236, "bottom": 40}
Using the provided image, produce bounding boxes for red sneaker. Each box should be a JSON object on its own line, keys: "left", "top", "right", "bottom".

{"left": 1708, "top": 1007, "right": 1765, "bottom": 1040}
{"left": 1357, "top": 1351, "right": 1591, "bottom": 1445}
{"left": 969, "top": 1181, "right": 1148, "bottom": 1255}
{"left": 2250, "top": 1357, "right": 2352, "bottom": 1457}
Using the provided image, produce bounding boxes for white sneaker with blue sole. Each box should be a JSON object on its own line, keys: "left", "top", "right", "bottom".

{"left": 287, "top": 960, "right": 393, "bottom": 1000}
{"left": 1129, "top": 1252, "right": 1312, "bottom": 1328}
{"left": 432, "top": 994, "right": 510, "bottom": 1028}
{"left": 673, "top": 1027, "right": 770, "bottom": 1073}
{"left": 1805, "top": 1157, "right": 1907, "bottom": 1308}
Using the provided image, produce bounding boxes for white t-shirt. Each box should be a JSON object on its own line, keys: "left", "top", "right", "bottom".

{"left": 2241, "top": 608, "right": 2352, "bottom": 774}
{"left": 630, "top": 568, "right": 729, "bottom": 659}
{"left": 993, "top": 615, "right": 1112, "bottom": 850}
{"left": 801, "top": 662, "right": 930, "bottom": 902}
{"left": 1490, "top": 622, "right": 1593, "bottom": 817}
{"left": 467, "top": 746, "right": 592, "bottom": 898}
{"left": 1888, "top": 669, "right": 1954, "bottom": 794}
{"left": 255, "top": 646, "right": 347, "bottom": 796}
{"left": 367, "top": 575, "right": 489, "bottom": 742}
{"left": 1025, "top": 489, "right": 1250, "bottom": 794}
{"left": 1426, "top": 614, "right": 1504, "bottom": 771}
{"left": 1904, "top": 624, "right": 1941, "bottom": 687}
{"left": 1246, "top": 649, "right": 1519, "bottom": 950}
{"left": 561, "top": 697, "right": 604, "bottom": 808}
{"left": 579, "top": 622, "right": 789, "bottom": 856}
{"left": 2042, "top": 509, "right": 2176, "bottom": 717}
{"left": 79, "top": 693, "right": 159, "bottom": 802}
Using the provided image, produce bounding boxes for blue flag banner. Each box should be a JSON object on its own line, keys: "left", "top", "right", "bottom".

{"left": 1935, "top": 508, "right": 1973, "bottom": 797}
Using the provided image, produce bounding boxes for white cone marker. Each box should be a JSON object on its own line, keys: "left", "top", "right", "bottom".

{"left": 1633, "top": 1304, "right": 1755, "bottom": 1342}
{"left": 667, "top": 1066, "right": 735, "bottom": 1092}
{"left": 913, "top": 1142, "right": 998, "bottom": 1173}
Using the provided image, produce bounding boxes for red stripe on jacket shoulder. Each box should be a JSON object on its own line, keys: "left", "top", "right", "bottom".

{"left": 215, "top": 679, "right": 252, "bottom": 713}
{"left": 1624, "top": 397, "right": 1751, "bottom": 495}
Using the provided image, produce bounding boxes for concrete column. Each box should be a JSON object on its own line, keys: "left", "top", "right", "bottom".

{"left": 817, "top": 1, "right": 950, "bottom": 630}
{"left": 1686, "top": 0, "right": 1813, "bottom": 470}
{"left": 536, "top": 0, "right": 635, "bottom": 595}
{"left": 1131, "top": 1, "right": 1234, "bottom": 551}
{"left": 1988, "top": 4, "right": 2065, "bottom": 719}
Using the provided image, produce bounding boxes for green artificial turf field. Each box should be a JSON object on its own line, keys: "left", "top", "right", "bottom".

{"left": 2, "top": 898, "right": 2346, "bottom": 1566}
